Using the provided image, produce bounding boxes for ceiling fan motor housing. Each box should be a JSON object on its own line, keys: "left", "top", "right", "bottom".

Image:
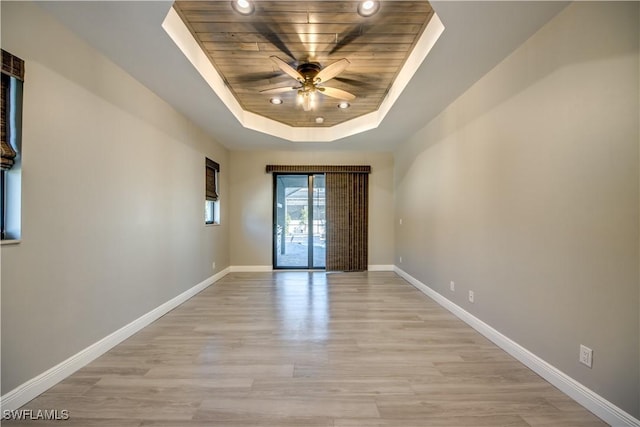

{"left": 296, "top": 62, "right": 322, "bottom": 82}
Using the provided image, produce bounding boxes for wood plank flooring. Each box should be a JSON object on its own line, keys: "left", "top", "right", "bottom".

{"left": 5, "top": 272, "right": 607, "bottom": 426}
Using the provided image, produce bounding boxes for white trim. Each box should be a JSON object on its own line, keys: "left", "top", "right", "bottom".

{"left": 0, "top": 268, "right": 230, "bottom": 412}
{"left": 229, "top": 266, "right": 395, "bottom": 272}
{"left": 393, "top": 266, "right": 640, "bottom": 427}
{"left": 229, "top": 265, "right": 273, "bottom": 272}
{"left": 367, "top": 265, "right": 395, "bottom": 272}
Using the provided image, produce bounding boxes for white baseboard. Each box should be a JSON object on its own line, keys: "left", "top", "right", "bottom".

{"left": 368, "top": 264, "right": 395, "bottom": 271}
{"left": 0, "top": 267, "right": 230, "bottom": 412}
{"left": 393, "top": 266, "right": 640, "bottom": 427}
{"left": 229, "top": 265, "right": 273, "bottom": 272}
{"left": 229, "top": 265, "right": 395, "bottom": 272}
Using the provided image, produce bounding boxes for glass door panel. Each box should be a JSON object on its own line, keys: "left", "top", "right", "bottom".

{"left": 274, "top": 174, "right": 326, "bottom": 269}
{"left": 275, "top": 175, "right": 310, "bottom": 268}
{"left": 312, "top": 174, "right": 325, "bottom": 269}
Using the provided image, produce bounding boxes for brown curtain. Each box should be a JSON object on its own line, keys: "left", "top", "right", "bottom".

{"left": 205, "top": 158, "right": 220, "bottom": 201}
{"left": 1, "top": 49, "right": 24, "bottom": 171}
{"left": 325, "top": 172, "right": 369, "bottom": 272}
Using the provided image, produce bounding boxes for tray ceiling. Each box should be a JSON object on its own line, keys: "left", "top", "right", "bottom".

{"left": 37, "top": 1, "right": 568, "bottom": 150}
{"left": 170, "top": 0, "right": 438, "bottom": 139}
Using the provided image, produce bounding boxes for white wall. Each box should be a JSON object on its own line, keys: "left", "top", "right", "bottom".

{"left": 395, "top": 2, "right": 639, "bottom": 417}
{"left": 229, "top": 150, "right": 394, "bottom": 268}
{"left": 0, "top": 2, "right": 229, "bottom": 394}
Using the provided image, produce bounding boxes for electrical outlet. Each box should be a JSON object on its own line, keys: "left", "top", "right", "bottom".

{"left": 212, "top": 261, "right": 216, "bottom": 271}
{"left": 579, "top": 345, "right": 593, "bottom": 368}
{"left": 399, "top": 256, "right": 403, "bottom": 264}
{"left": 468, "top": 290, "right": 474, "bottom": 303}
{"left": 450, "top": 281, "right": 455, "bottom": 292}
{"left": 399, "top": 218, "right": 403, "bottom": 225}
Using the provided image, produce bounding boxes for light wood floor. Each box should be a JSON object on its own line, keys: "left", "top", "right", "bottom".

{"left": 7, "top": 272, "right": 607, "bottom": 426}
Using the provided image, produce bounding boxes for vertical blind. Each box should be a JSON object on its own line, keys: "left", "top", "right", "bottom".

{"left": 325, "top": 172, "right": 369, "bottom": 272}
{"left": 1, "top": 49, "right": 24, "bottom": 171}
{"left": 206, "top": 158, "right": 220, "bottom": 201}
{"left": 266, "top": 165, "right": 370, "bottom": 272}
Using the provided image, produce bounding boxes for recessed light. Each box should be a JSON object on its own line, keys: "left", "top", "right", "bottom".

{"left": 315, "top": 117, "right": 325, "bottom": 124}
{"left": 231, "top": 0, "right": 255, "bottom": 15}
{"left": 358, "top": 0, "right": 380, "bottom": 17}
{"left": 338, "top": 101, "right": 351, "bottom": 109}
{"left": 270, "top": 97, "right": 283, "bottom": 105}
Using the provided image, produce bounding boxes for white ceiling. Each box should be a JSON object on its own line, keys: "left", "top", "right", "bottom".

{"left": 38, "top": 1, "right": 568, "bottom": 152}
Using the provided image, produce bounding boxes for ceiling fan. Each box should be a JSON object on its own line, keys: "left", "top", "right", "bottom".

{"left": 260, "top": 56, "right": 357, "bottom": 111}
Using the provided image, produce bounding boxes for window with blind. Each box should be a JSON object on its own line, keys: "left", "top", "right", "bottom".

{"left": 1, "top": 49, "right": 24, "bottom": 241}
{"left": 205, "top": 158, "right": 220, "bottom": 225}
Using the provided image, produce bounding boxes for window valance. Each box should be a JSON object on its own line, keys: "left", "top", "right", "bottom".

{"left": 266, "top": 165, "right": 371, "bottom": 174}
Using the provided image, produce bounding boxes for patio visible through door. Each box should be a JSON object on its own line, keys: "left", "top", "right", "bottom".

{"left": 273, "top": 174, "right": 325, "bottom": 269}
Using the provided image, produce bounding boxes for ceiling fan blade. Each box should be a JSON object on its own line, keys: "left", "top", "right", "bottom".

{"left": 318, "top": 86, "right": 356, "bottom": 101}
{"left": 315, "top": 59, "right": 351, "bottom": 83}
{"left": 259, "top": 86, "right": 297, "bottom": 94}
{"left": 234, "top": 71, "right": 283, "bottom": 83}
{"left": 333, "top": 76, "right": 376, "bottom": 89}
{"left": 250, "top": 22, "right": 296, "bottom": 61}
{"left": 329, "top": 25, "right": 366, "bottom": 55}
{"left": 270, "top": 56, "right": 304, "bottom": 82}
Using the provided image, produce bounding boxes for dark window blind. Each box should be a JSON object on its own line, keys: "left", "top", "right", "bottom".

{"left": 206, "top": 158, "right": 220, "bottom": 201}
{"left": 1, "top": 49, "right": 24, "bottom": 171}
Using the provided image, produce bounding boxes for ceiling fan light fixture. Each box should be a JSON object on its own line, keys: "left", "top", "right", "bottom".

{"left": 298, "top": 91, "right": 315, "bottom": 112}
{"left": 303, "top": 98, "right": 313, "bottom": 111}
{"left": 358, "top": 0, "right": 380, "bottom": 17}
{"left": 338, "top": 101, "right": 351, "bottom": 109}
{"left": 231, "top": 0, "right": 255, "bottom": 15}
{"left": 269, "top": 97, "right": 283, "bottom": 105}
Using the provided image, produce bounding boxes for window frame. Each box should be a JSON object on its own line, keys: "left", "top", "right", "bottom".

{"left": 205, "top": 198, "right": 220, "bottom": 226}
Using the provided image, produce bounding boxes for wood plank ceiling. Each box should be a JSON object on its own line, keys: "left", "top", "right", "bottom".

{"left": 174, "top": 1, "right": 433, "bottom": 128}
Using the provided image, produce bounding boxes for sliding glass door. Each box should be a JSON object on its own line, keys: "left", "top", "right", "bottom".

{"left": 274, "top": 174, "right": 325, "bottom": 269}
